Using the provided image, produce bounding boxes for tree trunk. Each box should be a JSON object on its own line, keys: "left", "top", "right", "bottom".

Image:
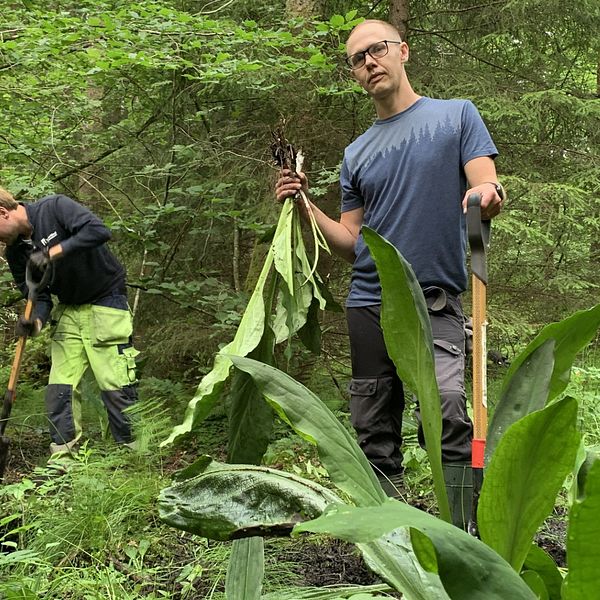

{"left": 285, "top": 0, "right": 322, "bottom": 18}
{"left": 389, "top": 0, "right": 410, "bottom": 40}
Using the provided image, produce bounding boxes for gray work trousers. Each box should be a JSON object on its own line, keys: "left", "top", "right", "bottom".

{"left": 346, "top": 287, "right": 473, "bottom": 475}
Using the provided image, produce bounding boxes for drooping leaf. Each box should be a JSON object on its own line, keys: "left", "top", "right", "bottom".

{"left": 228, "top": 356, "right": 386, "bottom": 507}
{"left": 486, "top": 338, "right": 555, "bottom": 463}
{"left": 294, "top": 501, "right": 536, "bottom": 599}
{"left": 478, "top": 397, "right": 580, "bottom": 572}
{"left": 297, "top": 296, "right": 322, "bottom": 355}
{"left": 161, "top": 252, "right": 274, "bottom": 446}
{"left": 562, "top": 457, "right": 600, "bottom": 599}
{"left": 228, "top": 369, "right": 274, "bottom": 464}
{"left": 225, "top": 537, "right": 264, "bottom": 600}
{"left": 362, "top": 227, "right": 449, "bottom": 522}
{"left": 158, "top": 458, "right": 340, "bottom": 541}
{"left": 271, "top": 199, "right": 295, "bottom": 293}
{"left": 228, "top": 278, "right": 278, "bottom": 464}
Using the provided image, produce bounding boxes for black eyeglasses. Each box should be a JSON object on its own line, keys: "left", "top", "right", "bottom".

{"left": 345, "top": 40, "right": 402, "bottom": 70}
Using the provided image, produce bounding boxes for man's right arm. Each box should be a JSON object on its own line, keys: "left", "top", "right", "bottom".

{"left": 275, "top": 169, "right": 362, "bottom": 264}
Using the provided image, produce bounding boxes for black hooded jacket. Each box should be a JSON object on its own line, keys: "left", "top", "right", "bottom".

{"left": 5, "top": 194, "right": 125, "bottom": 324}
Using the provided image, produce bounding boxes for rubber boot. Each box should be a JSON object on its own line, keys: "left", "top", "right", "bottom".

{"left": 377, "top": 472, "right": 405, "bottom": 500}
{"left": 443, "top": 462, "right": 472, "bottom": 530}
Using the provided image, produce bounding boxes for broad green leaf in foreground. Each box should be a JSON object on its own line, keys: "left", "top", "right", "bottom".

{"left": 226, "top": 537, "right": 264, "bottom": 600}
{"left": 228, "top": 356, "right": 386, "bottom": 507}
{"left": 158, "top": 458, "right": 340, "bottom": 540}
{"left": 478, "top": 397, "right": 580, "bottom": 572}
{"left": 362, "top": 227, "right": 449, "bottom": 522}
{"left": 562, "top": 457, "right": 600, "bottom": 599}
{"left": 294, "top": 501, "right": 536, "bottom": 599}
{"left": 487, "top": 303, "right": 600, "bottom": 463}
{"left": 486, "top": 338, "right": 555, "bottom": 463}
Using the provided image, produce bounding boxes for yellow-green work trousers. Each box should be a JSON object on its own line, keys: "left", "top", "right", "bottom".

{"left": 46, "top": 299, "right": 139, "bottom": 453}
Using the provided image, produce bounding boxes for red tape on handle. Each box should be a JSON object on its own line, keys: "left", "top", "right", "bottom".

{"left": 472, "top": 438, "right": 486, "bottom": 469}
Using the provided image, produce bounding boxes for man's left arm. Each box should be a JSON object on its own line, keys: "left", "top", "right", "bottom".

{"left": 462, "top": 156, "right": 504, "bottom": 220}
{"left": 35, "top": 195, "right": 112, "bottom": 263}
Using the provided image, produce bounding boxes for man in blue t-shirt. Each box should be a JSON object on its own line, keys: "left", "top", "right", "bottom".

{"left": 276, "top": 19, "right": 504, "bottom": 528}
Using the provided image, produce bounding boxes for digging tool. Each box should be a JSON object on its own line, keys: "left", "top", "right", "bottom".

{"left": 0, "top": 262, "right": 51, "bottom": 480}
{"left": 466, "top": 193, "right": 491, "bottom": 537}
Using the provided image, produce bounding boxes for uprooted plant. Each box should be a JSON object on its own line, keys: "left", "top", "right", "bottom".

{"left": 158, "top": 229, "right": 600, "bottom": 600}
{"left": 161, "top": 127, "right": 337, "bottom": 463}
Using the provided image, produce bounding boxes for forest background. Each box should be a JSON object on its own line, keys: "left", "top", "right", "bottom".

{"left": 0, "top": 0, "right": 599, "bottom": 596}
{"left": 2, "top": 0, "right": 598, "bottom": 372}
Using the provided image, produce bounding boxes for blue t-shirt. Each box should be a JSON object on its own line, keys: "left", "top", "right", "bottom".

{"left": 340, "top": 97, "right": 498, "bottom": 306}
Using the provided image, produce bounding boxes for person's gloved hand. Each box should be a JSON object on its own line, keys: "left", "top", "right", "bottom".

{"left": 15, "top": 316, "right": 43, "bottom": 338}
{"left": 29, "top": 248, "right": 50, "bottom": 272}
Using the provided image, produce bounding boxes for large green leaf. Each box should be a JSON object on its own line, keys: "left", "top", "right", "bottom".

{"left": 226, "top": 537, "right": 264, "bottom": 600}
{"left": 478, "top": 397, "right": 580, "bottom": 572}
{"left": 362, "top": 227, "right": 449, "bottom": 522}
{"left": 228, "top": 369, "right": 274, "bottom": 464}
{"left": 294, "top": 501, "right": 536, "bottom": 599}
{"left": 271, "top": 199, "right": 295, "bottom": 293}
{"left": 158, "top": 458, "right": 340, "bottom": 541}
{"left": 562, "top": 457, "right": 600, "bottom": 599}
{"left": 496, "top": 304, "right": 600, "bottom": 408}
{"left": 486, "top": 338, "right": 555, "bottom": 463}
{"left": 228, "top": 356, "right": 386, "bottom": 506}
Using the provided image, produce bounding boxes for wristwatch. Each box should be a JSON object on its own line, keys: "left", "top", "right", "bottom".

{"left": 485, "top": 181, "right": 505, "bottom": 200}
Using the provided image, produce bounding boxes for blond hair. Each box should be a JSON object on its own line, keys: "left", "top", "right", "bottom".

{"left": 0, "top": 187, "right": 18, "bottom": 210}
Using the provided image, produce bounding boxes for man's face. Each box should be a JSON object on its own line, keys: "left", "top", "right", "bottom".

{"left": 346, "top": 23, "right": 408, "bottom": 99}
{"left": 0, "top": 207, "right": 19, "bottom": 244}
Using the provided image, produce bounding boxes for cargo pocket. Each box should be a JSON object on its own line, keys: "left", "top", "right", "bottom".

{"left": 433, "top": 339, "right": 464, "bottom": 392}
{"left": 91, "top": 305, "right": 133, "bottom": 346}
{"left": 349, "top": 377, "right": 384, "bottom": 433}
{"left": 120, "top": 346, "right": 140, "bottom": 384}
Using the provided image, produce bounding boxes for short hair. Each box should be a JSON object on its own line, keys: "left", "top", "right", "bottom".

{"left": 347, "top": 20, "right": 403, "bottom": 45}
{"left": 0, "top": 187, "right": 18, "bottom": 210}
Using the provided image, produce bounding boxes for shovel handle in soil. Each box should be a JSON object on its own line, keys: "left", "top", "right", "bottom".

{"left": 0, "top": 262, "right": 52, "bottom": 478}
{"left": 466, "top": 193, "right": 490, "bottom": 537}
